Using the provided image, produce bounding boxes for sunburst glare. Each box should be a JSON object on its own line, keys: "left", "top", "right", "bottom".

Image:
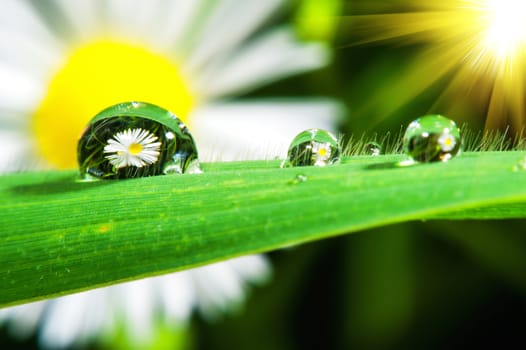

{"left": 484, "top": 0, "right": 526, "bottom": 58}
{"left": 344, "top": 0, "right": 526, "bottom": 130}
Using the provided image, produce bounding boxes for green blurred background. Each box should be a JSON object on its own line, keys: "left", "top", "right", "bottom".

{"left": 2, "top": 0, "right": 525, "bottom": 349}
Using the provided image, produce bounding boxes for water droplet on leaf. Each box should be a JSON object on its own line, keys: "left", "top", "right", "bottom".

{"left": 403, "top": 115, "right": 461, "bottom": 163}
{"left": 363, "top": 142, "right": 382, "bottom": 156}
{"left": 285, "top": 129, "right": 341, "bottom": 167}
{"left": 77, "top": 101, "right": 200, "bottom": 180}
{"left": 288, "top": 173, "right": 308, "bottom": 185}
{"left": 514, "top": 157, "right": 526, "bottom": 171}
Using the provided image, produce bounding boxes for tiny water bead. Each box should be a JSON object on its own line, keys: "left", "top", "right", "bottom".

{"left": 77, "top": 102, "right": 200, "bottom": 180}
{"left": 403, "top": 115, "right": 461, "bottom": 163}
{"left": 514, "top": 157, "right": 526, "bottom": 171}
{"left": 286, "top": 129, "right": 341, "bottom": 167}
{"left": 288, "top": 174, "right": 308, "bottom": 185}
{"left": 363, "top": 142, "right": 382, "bottom": 156}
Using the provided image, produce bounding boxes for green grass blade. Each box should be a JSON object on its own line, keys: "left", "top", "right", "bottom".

{"left": 1, "top": 151, "right": 526, "bottom": 307}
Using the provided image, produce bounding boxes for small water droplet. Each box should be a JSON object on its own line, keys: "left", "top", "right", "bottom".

{"left": 363, "top": 142, "right": 382, "bottom": 156}
{"left": 77, "top": 101, "right": 200, "bottom": 180}
{"left": 288, "top": 174, "right": 308, "bottom": 185}
{"left": 514, "top": 157, "right": 526, "bottom": 171}
{"left": 403, "top": 114, "right": 461, "bottom": 163}
{"left": 285, "top": 129, "right": 341, "bottom": 167}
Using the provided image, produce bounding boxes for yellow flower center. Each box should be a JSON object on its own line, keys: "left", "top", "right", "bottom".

{"left": 33, "top": 40, "right": 194, "bottom": 169}
{"left": 317, "top": 147, "right": 328, "bottom": 157}
{"left": 128, "top": 143, "right": 143, "bottom": 155}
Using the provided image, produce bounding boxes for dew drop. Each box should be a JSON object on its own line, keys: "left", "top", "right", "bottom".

{"left": 363, "top": 142, "right": 382, "bottom": 156}
{"left": 514, "top": 157, "right": 526, "bottom": 171}
{"left": 285, "top": 129, "right": 341, "bottom": 167}
{"left": 77, "top": 101, "right": 200, "bottom": 180}
{"left": 403, "top": 115, "right": 461, "bottom": 163}
{"left": 288, "top": 174, "right": 308, "bottom": 185}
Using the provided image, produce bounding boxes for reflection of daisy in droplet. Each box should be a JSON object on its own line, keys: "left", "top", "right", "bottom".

{"left": 312, "top": 141, "right": 332, "bottom": 166}
{"left": 0, "top": 0, "right": 341, "bottom": 348}
{"left": 104, "top": 128, "right": 161, "bottom": 168}
{"left": 438, "top": 132, "right": 456, "bottom": 152}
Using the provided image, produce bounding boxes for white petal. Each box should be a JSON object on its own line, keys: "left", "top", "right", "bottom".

{"left": 192, "top": 263, "right": 246, "bottom": 319}
{"left": 54, "top": 0, "right": 100, "bottom": 41}
{"left": 114, "top": 279, "right": 156, "bottom": 343}
{"left": 127, "top": 154, "right": 146, "bottom": 168}
{"left": 0, "top": 301, "right": 46, "bottom": 339}
{"left": 190, "top": 99, "right": 343, "bottom": 161}
{"left": 38, "top": 289, "right": 112, "bottom": 349}
{"left": 104, "top": 139, "right": 128, "bottom": 154}
{"left": 0, "top": 63, "right": 45, "bottom": 112}
{"left": 192, "top": 28, "right": 329, "bottom": 97}
{"left": 184, "top": 0, "right": 284, "bottom": 71}
{"left": 148, "top": 0, "right": 208, "bottom": 52}
{"left": 39, "top": 292, "right": 93, "bottom": 349}
{"left": 104, "top": 0, "right": 167, "bottom": 42}
{"left": 77, "top": 288, "right": 114, "bottom": 344}
{"left": 157, "top": 273, "right": 196, "bottom": 323}
{"left": 0, "top": 130, "right": 39, "bottom": 174}
{"left": 0, "top": 0, "right": 64, "bottom": 79}
{"left": 228, "top": 255, "right": 272, "bottom": 285}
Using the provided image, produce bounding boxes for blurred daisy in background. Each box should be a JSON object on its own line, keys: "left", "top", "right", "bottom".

{"left": 0, "top": 0, "right": 341, "bottom": 348}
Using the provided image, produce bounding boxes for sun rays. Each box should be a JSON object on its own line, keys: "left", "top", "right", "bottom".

{"left": 343, "top": 0, "right": 526, "bottom": 131}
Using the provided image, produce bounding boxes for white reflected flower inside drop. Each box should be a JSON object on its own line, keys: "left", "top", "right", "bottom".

{"left": 437, "top": 132, "right": 456, "bottom": 152}
{"left": 0, "top": 0, "right": 341, "bottom": 348}
{"left": 311, "top": 141, "right": 333, "bottom": 166}
{"left": 104, "top": 128, "right": 161, "bottom": 168}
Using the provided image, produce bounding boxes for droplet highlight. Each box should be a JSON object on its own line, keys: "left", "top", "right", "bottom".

{"left": 285, "top": 129, "right": 341, "bottom": 167}
{"left": 403, "top": 115, "right": 461, "bottom": 163}
{"left": 77, "top": 101, "right": 200, "bottom": 180}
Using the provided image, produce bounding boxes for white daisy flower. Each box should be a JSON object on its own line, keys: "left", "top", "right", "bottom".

{"left": 104, "top": 128, "right": 161, "bottom": 168}
{"left": 0, "top": 0, "right": 341, "bottom": 348}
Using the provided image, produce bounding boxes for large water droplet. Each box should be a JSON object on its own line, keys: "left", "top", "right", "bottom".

{"left": 403, "top": 115, "right": 461, "bottom": 163}
{"left": 77, "top": 101, "right": 200, "bottom": 180}
{"left": 285, "top": 129, "right": 341, "bottom": 167}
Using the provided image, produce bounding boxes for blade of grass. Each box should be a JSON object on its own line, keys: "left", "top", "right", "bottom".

{"left": 1, "top": 151, "right": 526, "bottom": 307}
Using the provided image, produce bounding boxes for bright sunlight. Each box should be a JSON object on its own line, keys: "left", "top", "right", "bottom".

{"left": 346, "top": 0, "right": 526, "bottom": 130}
{"left": 484, "top": 0, "right": 526, "bottom": 58}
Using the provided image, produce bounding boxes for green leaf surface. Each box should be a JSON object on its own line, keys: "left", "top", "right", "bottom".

{"left": 1, "top": 151, "right": 526, "bottom": 307}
